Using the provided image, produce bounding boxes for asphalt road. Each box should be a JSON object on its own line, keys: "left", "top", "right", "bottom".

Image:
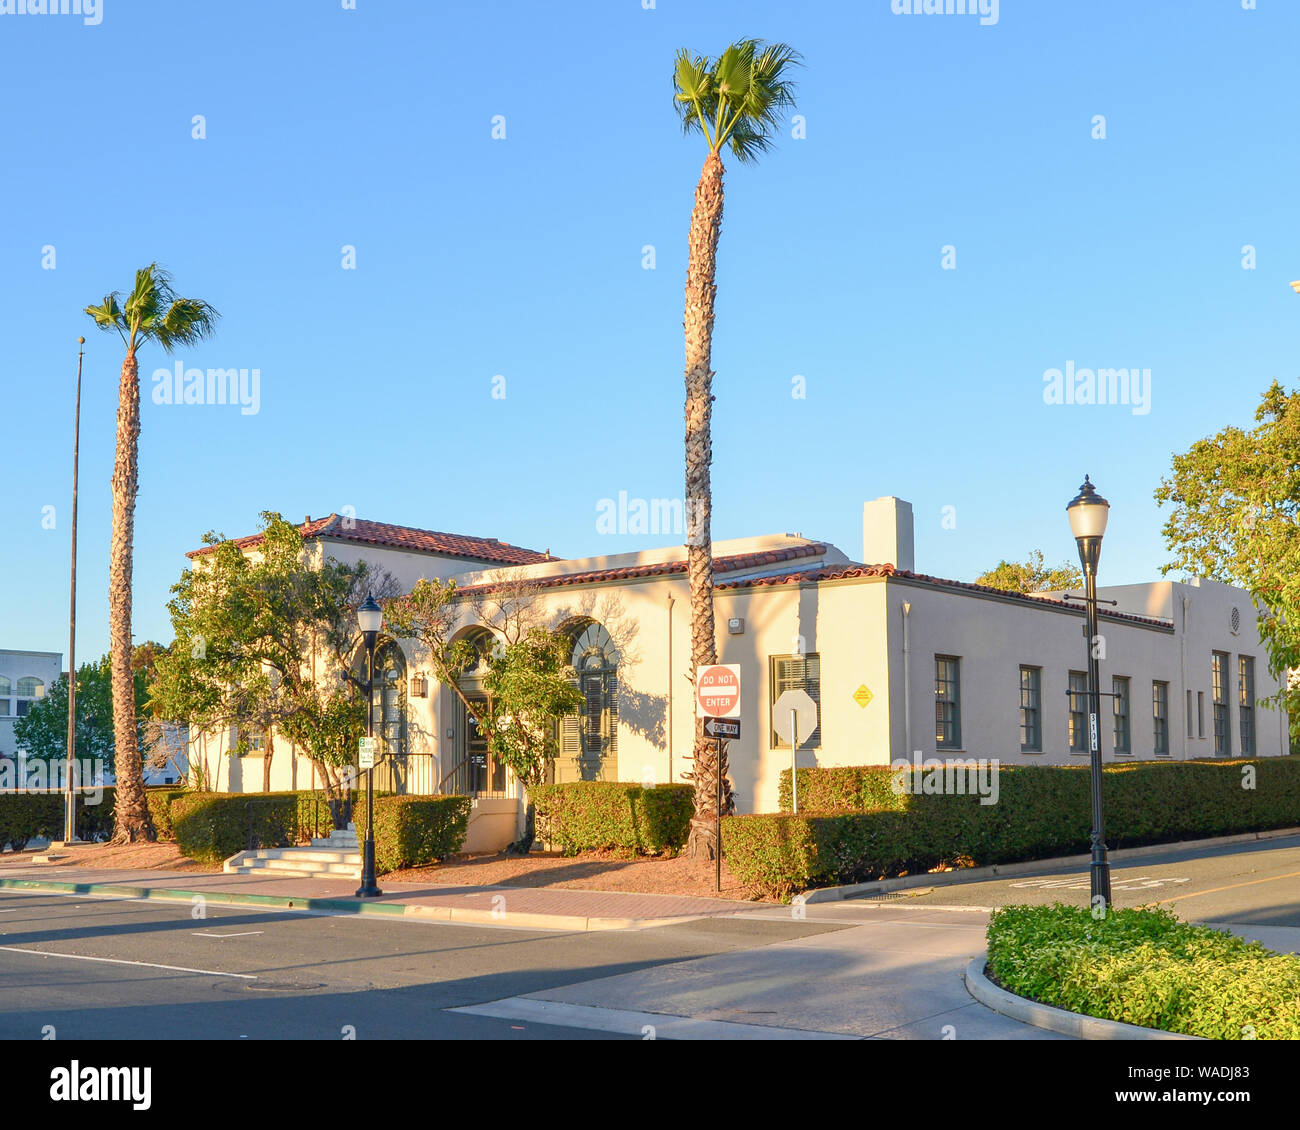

{"left": 890, "top": 833, "right": 1300, "bottom": 928}
{"left": 0, "top": 891, "right": 849, "bottom": 1040}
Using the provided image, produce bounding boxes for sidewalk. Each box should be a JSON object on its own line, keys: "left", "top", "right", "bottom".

{"left": 0, "top": 859, "right": 768, "bottom": 931}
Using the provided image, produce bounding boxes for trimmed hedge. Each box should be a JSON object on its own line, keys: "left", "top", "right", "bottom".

{"left": 530, "top": 782, "right": 693, "bottom": 856}
{"left": 0, "top": 787, "right": 188, "bottom": 850}
{"left": 351, "top": 795, "right": 471, "bottom": 873}
{"left": 730, "top": 758, "right": 1300, "bottom": 898}
{"left": 170, "top": 789, "right": 357, "bottom": 864}
{"left": 986, "top": 904, "right": 1300, "bottom": 1039}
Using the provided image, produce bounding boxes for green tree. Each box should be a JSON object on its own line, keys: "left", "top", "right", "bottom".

{"left": 975, "top": 550, "right": 1083, "bottom": 594}
{"left": 152, "top": 513, "right": 387, "bottom": 822}
{"left": 1155, "top": 381, "right": 1300, "bottom": 731}
{"left": 673, "top": 38, "right": 801, "bottom": 858}
{"left": 85, "top": 265, "right": 219, "bottom": 842}
{"left": 385, "top": 577, "right": 584, "bottom": 845}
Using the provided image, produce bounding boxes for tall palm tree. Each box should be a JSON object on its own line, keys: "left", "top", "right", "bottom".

{"left": 85, "top": 265, "right": 219, "bottom": 841}
{"left": 673, "top": 40, "right": 800, "bottom": 858}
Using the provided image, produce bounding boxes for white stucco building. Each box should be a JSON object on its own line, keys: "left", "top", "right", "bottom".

{"left": 183, "top": 500, "right": 1289, "bottom": 843}
{"left": 0, "top": 649, "right": 61, "bottom": 759}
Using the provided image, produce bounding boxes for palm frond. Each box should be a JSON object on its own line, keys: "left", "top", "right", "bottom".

{"left": 153, "top": 297, "right": 220, "bottom": 352}
{"left": 713, "top": 38, "right": 802, "bottom": 162}
{"left": 672, "top": 48, "right": 717, "bottom": 145}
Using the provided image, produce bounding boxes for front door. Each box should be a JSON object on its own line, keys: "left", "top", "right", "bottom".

{"left": 463, "top": 699, "right": 504, "bottom": 795}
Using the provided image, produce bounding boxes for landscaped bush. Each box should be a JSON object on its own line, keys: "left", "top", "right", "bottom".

{"left": 530, "top": 782, "right": 694, "bottom": 856}
{"left": 0, "top": 794, "right": 61, "bottom": 851}
{"left": 731, "top": 758, "right": 1300, "bottom": 897}
{"left": 350, "top": 795, "right": 471, "bottom": 874}
{"left": 169, "top": 789, "right": 355, "bottom": 863}
{"left": 985, "top": 903, "right": 1300, "bottom": 1039}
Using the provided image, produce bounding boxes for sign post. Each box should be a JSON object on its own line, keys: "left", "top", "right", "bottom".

{"left": 773, "top": 689, "right": 817, "bottom": 814}
{"left": 696, "top": 664, "right": 741, "bottom": 892}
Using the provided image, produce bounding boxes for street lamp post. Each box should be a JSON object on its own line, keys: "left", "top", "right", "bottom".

{"left": 64, "top": 337, "right": 85, "bottom": 845}
{"left": 1067, "top": 475, "right": 1112, "bottom": 912}
{"left": 355, "top": 593, "right": 383, "bottom": 899}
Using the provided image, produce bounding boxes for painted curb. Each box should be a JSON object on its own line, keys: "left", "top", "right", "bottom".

{"left": 964, "top": 956, "right": 1200, "bottom": 1041}
{"left": 0, "top": 877, "right": 707, "bottom": 933}
{"left": 801, "top": 826, "right": 1300, "bottom": 904}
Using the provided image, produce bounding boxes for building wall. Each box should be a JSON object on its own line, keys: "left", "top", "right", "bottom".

{"left": 0, "top": 649, "right": 63, "bottom": 759}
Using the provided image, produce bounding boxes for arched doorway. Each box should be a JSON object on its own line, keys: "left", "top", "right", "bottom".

{"left": 446, "top": 628, "right": 507, "bottom": 797}
{"left": 552, "top": 621, "right": 619, "bottom": 783}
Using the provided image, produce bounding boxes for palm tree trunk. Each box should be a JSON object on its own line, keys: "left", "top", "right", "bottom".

{"left": 108, "top": 348, "right": 153, "bottom": 842}
{"left": 683, "top": 151, "right": 732, "bottom": 859}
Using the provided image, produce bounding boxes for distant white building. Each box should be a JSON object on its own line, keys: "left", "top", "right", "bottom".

{"left": 0, "top": 649, "right": 61, "bottom": 759}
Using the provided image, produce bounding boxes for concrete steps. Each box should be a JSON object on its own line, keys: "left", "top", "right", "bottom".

{"left": 223, "top": 824, "right": 362, "bottom": 879}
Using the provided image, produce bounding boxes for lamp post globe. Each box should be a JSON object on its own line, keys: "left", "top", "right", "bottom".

{"left": 355, "top": 593, "right": 384, "bottom": 898}
{"left": 1067, "top": 476, "right": 1112, "bottom": 912}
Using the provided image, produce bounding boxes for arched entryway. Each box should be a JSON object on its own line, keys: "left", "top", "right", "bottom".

{"left": 443, "top": 628, "right": 508, "bottom": 797}
{"left": 363, "top": 638, "right": 409, "bottom": 794}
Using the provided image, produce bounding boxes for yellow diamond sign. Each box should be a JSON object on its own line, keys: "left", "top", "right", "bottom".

{"left": 853, "top": 684, "right": 873, "bottom": 708}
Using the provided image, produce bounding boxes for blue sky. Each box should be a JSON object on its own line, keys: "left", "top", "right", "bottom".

{"left": 3, "top": 0, "right": 1298, "bottom": 663}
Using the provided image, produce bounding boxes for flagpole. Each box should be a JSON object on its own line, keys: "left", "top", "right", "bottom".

{"left": 63, "top": 337, "right": 84, "bottom": 844}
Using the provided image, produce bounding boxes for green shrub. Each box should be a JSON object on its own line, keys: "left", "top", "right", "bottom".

{"left": 530, "top": 782, "right": 693, "bottom": 856}
{"left": 736, "top": 758, "right": 1300, "bottom": 897}
{"left": 985, "top": 904, "right": 1300, "bottom": 1039}
{"left": 0, "top": 794, "right": 61, "bottom": 851}
{"left": 351, "top": 795, "right": 470, "bottom": 873}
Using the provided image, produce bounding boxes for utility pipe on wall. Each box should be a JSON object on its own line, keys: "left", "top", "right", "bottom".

{"left": 666, "top": 592, "right": 675, "bottom": 785}
{"left": 902, "top": 601, "right": 912, "bottom": 762}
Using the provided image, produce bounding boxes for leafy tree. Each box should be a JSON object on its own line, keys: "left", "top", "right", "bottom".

{"left": 152, "top": 513, "right": 391, "bottom": 822}
{"left": 672, "top": 38, "right": 801, "bottom": 858}
{"left": 975, "top": 550, "right": 1083, "bottom": 594}
{"left": 85, "top": 265, "right": 219, "bottom": 841}
{"left": 385, "top": 578, "right": 584, "bottom": 845}
{"left": 1155, "top": 381, "right": 1300, "bottom": 731}
{"left": 12, "top": 656, "right": 146, "bottom": 775}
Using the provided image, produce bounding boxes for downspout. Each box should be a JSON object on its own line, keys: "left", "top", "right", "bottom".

{"left": 667, "top": 592, "right": 675, "bottom": 785}
{"left": 902, "top": 601, "right": 912, "bottom": 762}
{"left": 1180, "top": 595, "right": 1190, "bottom": 760}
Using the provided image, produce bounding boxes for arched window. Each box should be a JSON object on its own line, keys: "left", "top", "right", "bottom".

{"left": 15, "top": 677, "right": 44, "bottom": 718}
{"left": 556, "top": 622, "right": 619, "bottom": 782}
{"left": 370, "top": 640, "right": 407, "bottom": 762}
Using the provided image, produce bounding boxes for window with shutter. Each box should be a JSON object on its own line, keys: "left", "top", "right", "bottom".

{"left": 769, "top": 653, "right": 821, "bottom": 748}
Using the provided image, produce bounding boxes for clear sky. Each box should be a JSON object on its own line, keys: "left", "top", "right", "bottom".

{"left": 3, "top": 0, "right": 1298, "bottom": 664}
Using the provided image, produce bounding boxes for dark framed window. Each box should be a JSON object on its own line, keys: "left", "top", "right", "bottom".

{"left": 1212, "top": 652, "right": 1230, "bottom": 756}
{"left": 1019, "top": 666, "right": 1041, "bottom": 751}
{"left": 1197, "top": 691, "right": 1205, "bottom": 739}
{"left": 1187, "top": 689, "right": 1194, "bottom": 738}
{"left": 1112, "top": 676, "right": 1131, "bottom": 755}
{"left": 1068, "top": 671, "right": 1089, "bottom": 752}
{"left": 557, "top": 622, "right": 619, "bottom": 782}
{"left": 1239, "top": 656, "right": 1256, "bottom": 756}
{"left": 935, "top": 656, "right": 961, "bottom": 749}
{"left": 1153, "top": 681, "right": 1170, "bottom": 755}
{"left": 770, "top": 653, "right": 822, "bottom": 748}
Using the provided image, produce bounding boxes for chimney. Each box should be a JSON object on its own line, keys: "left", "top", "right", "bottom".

{"left": 863, "top": 496, "right": 914, "bottom": 572}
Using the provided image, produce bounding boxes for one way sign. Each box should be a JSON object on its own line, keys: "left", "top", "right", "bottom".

{"left": 703, "top": 717, "right": 741, "bottom": 740}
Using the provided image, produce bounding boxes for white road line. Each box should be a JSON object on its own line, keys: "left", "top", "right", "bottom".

{"left": 191, "top": 931, "right": 264, "bottom": 938}
{"left": 0, "top": 945, "right": 257, "bottom": 980}
{"left": 451, "top": 997, "right": 858, "bottom": 1040}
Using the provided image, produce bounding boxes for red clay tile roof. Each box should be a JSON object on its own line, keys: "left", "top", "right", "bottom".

{"left": 716, "top": 563, "right": 1173, "bottom": 628}
{"left": 453, "top": 542, "right": 829, "bottom": 597}
{"left": 186, "top": 514, "right": 549, "bottom": 566}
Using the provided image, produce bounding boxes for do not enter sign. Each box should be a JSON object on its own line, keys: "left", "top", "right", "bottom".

{"left": 696, "top": 663, "right": 741, "bottom": 719}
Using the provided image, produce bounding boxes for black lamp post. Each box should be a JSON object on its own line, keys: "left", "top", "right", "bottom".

{"left": 1067, "top": 475, "right": 1112, "bottom": 911}
{"left": 355, "top": 593, "right": 383, "bottom": 898}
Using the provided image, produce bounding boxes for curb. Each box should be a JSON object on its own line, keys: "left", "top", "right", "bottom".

{"left": 801, "top": 826, "right": 1300, "bottom": 904}
{"left": 964, "top": 956, "right": 1200, "bottom": 1041}
{"left": 0, "top": 877, "right": 707, "bottom": 933}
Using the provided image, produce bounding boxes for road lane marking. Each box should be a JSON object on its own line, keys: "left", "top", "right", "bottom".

{"left": 451, "top": 997, "right": 858, "bottom": 1040}
{"left": 0, "top": 945, "right": 257, "bottom": 979}
{"left": 192, "top": 931, "right": 264, "bottom": 938}
{"left": 1149, "top": 869, "right": 1300, "bottom": 906}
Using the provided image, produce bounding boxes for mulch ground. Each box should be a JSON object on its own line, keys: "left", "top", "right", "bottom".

{"left": 383, "top": 849, "right": 774, "bottom": 902}
{"left": 0, "top": 842, "right": 222, "bottom": 874}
